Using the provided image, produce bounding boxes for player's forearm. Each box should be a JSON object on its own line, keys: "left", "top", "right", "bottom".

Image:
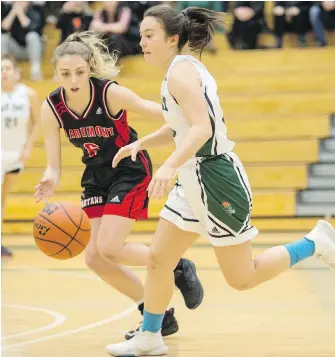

{"left": 44, "top": 167, "right": 61, "bottom": 185}
{"left": 164, "top": 126, "right": 211, "bottom": 169}
{"left": 138, "top": 124, "right": 174, "bottom": 149}
{"left": 25, "top": 121, "right": 40, "bottom": 151}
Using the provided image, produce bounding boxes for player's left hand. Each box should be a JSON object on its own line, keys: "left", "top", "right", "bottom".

{"left": 147, "top": 163, "right": 176, "bottom": 199}
{"left": 19, "top": 145, "right": 32, "bottom": 163}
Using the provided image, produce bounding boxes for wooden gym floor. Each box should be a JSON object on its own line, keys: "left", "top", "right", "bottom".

{"left": 1, "top": 233, "right": 335, "bottom": 357}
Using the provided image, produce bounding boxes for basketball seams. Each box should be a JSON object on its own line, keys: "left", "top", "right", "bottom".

{"left": 34, "top": 203, "right": 91, "bottom": 259}
{"left": 38, "top": 213, "right": 85, "bottom": 247}
{"left": 58, "top": 202, "right": 90, "bottom": 232}
{"left": 34, "top": 235, "right": 72, "bottom": 258}
{"left": 38, "top": 213, "right": 86, "bottom": 257}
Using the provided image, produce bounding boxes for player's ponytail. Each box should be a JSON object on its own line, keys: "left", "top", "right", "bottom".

{"left": 181, "top": 7, "right": 220, "bottom": 53}
{"left": 144, "top": 5, "right": 221, "bottom": 55}
{"left": 52, "top": 31, "right": 119, "bottom": 78}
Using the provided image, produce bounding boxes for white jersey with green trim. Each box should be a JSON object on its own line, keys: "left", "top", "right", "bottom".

{"left": 161, "top": 55, "right": 235, "bottom": 162}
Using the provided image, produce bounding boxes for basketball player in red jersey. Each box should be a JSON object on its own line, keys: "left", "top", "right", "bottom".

{"left": 34, "top": 31, "right": 203, "bottom": 339}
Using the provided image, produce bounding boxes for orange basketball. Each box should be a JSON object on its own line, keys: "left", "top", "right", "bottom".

{"left": 33, "top": 201, "right": 91, "bottom": 260}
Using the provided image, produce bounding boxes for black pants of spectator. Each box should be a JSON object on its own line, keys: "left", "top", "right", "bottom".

{"left": 107, "top": 34, "right": 141, "bottom": 58}
{"left": 229, "top": 18, "right": 263, "bottom": 49}
{"left": 274, "top": 10, "right": 311, "bottom": 46}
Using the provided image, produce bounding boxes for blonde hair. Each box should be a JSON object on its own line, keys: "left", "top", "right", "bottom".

{"left": 2, "top": 54, "right": 17, "bottom": 68}
{"left": 52, "top": 31, "right": 119, "bottom": 78}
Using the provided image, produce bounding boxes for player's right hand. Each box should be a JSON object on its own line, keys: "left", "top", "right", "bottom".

{"left": 34, "top": 177, "right": 55, "bottom": 204}
{"left": 112, "top": 141, "right": 141, "bottom": 168}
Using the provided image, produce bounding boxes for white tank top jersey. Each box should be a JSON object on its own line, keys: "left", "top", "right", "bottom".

{"left": 161, "top": 55, "right": 235, "bottom": 165}
{"left": 1, "top": 83, "right": 30, "bottom": 153}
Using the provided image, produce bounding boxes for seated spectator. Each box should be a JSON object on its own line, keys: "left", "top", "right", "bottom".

{"left": 1, "top": 1, "right": 44, "bottom": 80}
{"left": 309, "top": 1, "right": 335, "bottom": 46}
{"left": 273, "top": 1, "right": 312, "bottom": 48}
{"left": 90, "top": 1, "right": 142, "bottom": 57}
{"left": 57, "top": 1, "right": 93, "bottom": 44}
{"left": 126, "top": 1, "right": 161, "bottom": 23}
{"left": 227, "top": 1, "right": 266, "bottom": 50}
{"left": 43, "top": 1, "right": 66, "bottom": 24}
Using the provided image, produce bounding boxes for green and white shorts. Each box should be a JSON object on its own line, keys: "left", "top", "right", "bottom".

{"left": 160, "top": 152, "right": 259, "bottom": 247}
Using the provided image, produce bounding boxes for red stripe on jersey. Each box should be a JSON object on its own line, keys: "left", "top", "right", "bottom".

{"left": 114, "top": 111, "right": 130, "bottom": 148}
{"left": 138, "top": 151, "right": 151, "bottom": 177}
{"left": 103, "top": 176, "right": 150, "bottom": 220}
{"left": 102, "top": 81, "right": 130, "bottom": 148}
{"left": 83, "top": 205, "right": 104, "bottom": 219}
{"left": 47, "top": 95, "right": 64, "bottom": 128}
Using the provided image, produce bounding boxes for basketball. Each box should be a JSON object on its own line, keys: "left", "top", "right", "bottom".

{"left": 33, "top": 201, "right": 91, "bottom": 260}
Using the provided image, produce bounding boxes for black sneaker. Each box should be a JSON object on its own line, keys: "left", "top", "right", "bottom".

{"left": 125, "top": 308, "right": 179, "bottom": 340}
{"left": 1, "top": 245, "right": 13, "bottom": 258}
{"left": 174, "top": 258, "right": 204, "bottom": 310}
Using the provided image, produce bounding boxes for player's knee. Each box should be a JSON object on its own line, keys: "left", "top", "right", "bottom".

{"left": 148, "top": 250, "right": 169, "bottom": 272}
{"left": 225, "top": 276, "right": 251, "bottom": 291}
{"left": 97, "top": 240, "right": 121, "bottom": 263}
{"left": 85, "top": 249, "right": 101, "bottom": 270}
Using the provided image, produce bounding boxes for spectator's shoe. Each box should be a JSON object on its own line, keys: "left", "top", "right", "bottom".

{"left": 297, "top": 35, "right": 307, "bottom": 47}
{"left": 314, "top": 37, "right": 326, "bottom": 47}
{"left": 1, "top": 245, "right": 13, "bottom": 258}
{"left": 125, "top": 308, "right": 178, "bottom": 340}
{"left": 174, "top": 258, "right": 204, "bottom": 310}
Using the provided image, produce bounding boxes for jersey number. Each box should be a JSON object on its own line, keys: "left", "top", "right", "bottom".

{"left": 84, "top": 143, "right": 99, "bottom": 158}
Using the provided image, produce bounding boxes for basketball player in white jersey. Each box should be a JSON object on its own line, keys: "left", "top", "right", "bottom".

{"left": 1, "top": 55, "right": 40, "bottom": 257}
{"left": 105, "top": 5, "right": 335, "bottom": 356}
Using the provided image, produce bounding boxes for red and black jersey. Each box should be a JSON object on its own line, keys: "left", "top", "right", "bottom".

{"left": 46, "top": 77, "right": 138, "bottom": 167}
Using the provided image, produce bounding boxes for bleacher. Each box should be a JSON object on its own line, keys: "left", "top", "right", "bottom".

{"left": 2, "top": 21, "right": 335, "bottom": 239}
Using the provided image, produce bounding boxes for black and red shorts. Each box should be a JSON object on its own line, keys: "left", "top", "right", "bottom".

{"left": 81, "top": 150, "right": 152, "bottom": 220}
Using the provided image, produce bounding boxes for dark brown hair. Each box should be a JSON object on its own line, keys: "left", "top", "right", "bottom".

{"left": 144, "top": 5, "right": 221, "bottom": 54}
{"left": 52, "top": 31, "right": 119, "bottom": 78}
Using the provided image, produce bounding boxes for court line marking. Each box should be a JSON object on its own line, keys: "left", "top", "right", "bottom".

{"left": 2, "top": 266, "right": 137, "bottom": 351}
{"left": 3, "top": 305, "right": 136, "bottom": 350}
{"left": 2, "top": 304, "right": 67, "bottom": 340}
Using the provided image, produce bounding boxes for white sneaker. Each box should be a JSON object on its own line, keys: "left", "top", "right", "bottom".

{"left": 105, "top": 329, "right": 168, "bottom": 356}
{"left": 305, "top": 220, "right": 335, "bottom": 268}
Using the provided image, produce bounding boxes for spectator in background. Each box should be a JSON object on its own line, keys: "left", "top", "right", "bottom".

{"left": 273, "top": 1, "right": 312, "bottom": 48}
{"left": 57, "top": 1, "right": 93, "bottom": 44}
{"left": 1, "top": 1, "right": 44, "bottom": 80}
{"left": 44, "top": 1, "right": 66, "bottom": 25}
{"left": 90, "top": 1, "right": 141, "bottom": 57}
{"left": 126, "top": 1, "right": 161, "bottom": 24}
{"left": 227, "top": 2, "right": 265, "bottom": 50}
{"left": 309, "top": 1, "right": 335, "bottom": 46}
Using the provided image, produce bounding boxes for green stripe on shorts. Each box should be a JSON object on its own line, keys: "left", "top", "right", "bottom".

{"left": 198, "top": 155, "right": 251, "bottom": 233}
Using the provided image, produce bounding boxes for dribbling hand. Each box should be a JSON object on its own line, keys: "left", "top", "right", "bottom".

{"left": 112, "top": 141, "right": 141, "bottom": 168}
{"left": 34, "top": 177, "right": 55, "bottom": 204}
